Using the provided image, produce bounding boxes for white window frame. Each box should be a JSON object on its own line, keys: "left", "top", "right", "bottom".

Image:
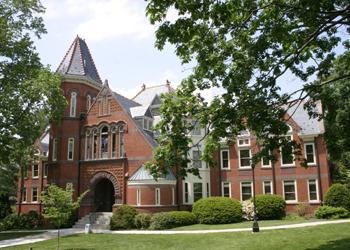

{"left": 32, "top": 187, "right": 38, "bottom": 203}
{"left": 263, "top": 180, "right": 273, "bottom": 194}
{"left": 220, "top": 149, "right": 230, "bottom": 169}
{"left": 239, "top": 148, "right": 251, "bottom": 169}
{"left": 191, "top": 120, "right": 202, "bottom": 136}
{"left": 308, "top": 179, "right": 320, "bottom": 203}
{"left": 240, "top": 181, "right": 253, "bottom": 201}
{"left": 155, "top": 188, "right": 160, "bottom": 206}
{"left": 172, "top": 187, "right": 175, "bottom": 205}
{"left": 52, "top": 138, "right": 57, "bottom": 162}
{"left": 261, "top": 150, "right": 272, "bottom": 168}
{"left": 281, "top": 135, "right": 295, "bottom": 167}
{"left": 32, "top": 163, "right": 39, "bottom": 179}
{"left": 183, "top": 182, "right": 190, "bottom": 204}
{"left": 67, "top": 138, "right": 74, "bottom": 161}
{"left": 221, "top": 181, "right": 231, "bottom": 198}
{"left": 283, "top": 180, "right": 298, "bottom": 203}
{"left": 22, "top": 187, "right": 27, "bottom": 203}
{"left": 43, "top": 163, "right": 48, "bottom": 178}
{"left": 193, "top": 182, "right": 203, "bottom": 202}
{"left": 192, "top": 149, "right": 202, "bottom": 168}
{"left": 70, "top": 92, "right": 77, "bottom": 117}
{"left": 304, "top": 142, "right": 316, "bottom": 165}
{"left": 136, "top": 188, "right": 141, "bottom": 206}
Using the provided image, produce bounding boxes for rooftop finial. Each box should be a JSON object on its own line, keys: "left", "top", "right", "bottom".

{"left": 166, "top": 79, "right": 171, "bottom": 86}
{"left": 104, "top": 79, "right": 109, "bottom": 86}
{"left": 142, "top": 83, "right": 146, "bottom": 90}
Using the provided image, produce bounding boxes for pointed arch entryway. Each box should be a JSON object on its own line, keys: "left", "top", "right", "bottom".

{"left": 89, "top": 171, "right": 121, "bottom": 212}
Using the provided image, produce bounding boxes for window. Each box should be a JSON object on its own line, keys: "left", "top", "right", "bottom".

{"left": 52, "top": 138, "right": 58, "bottom": 161}
{"left": 32, "top": 163, "right": 39, "bottom": 178}
{"left": 98, "top": 99, "right": 102, "bottom": 116}
{"left": 281, "top": 135, "right": 294, "bottom": 166}
{"left": 66, "top": 182, "right": 73, "bottom": 190}
{"left": 93, "top": 129, "right": 97, "bottom": 159}
{"left": 237, "top": 130, "right": 250, "bottom": 146}
{"left": 222, "top": 182, "right": 231, "bottom": 197}
{"left": 239, "top": 149, "right": 251, "bottom": 168}
{"left": 86, "top": 95, "right": 91, "bottom": 111}
{"left": 241, "top": 182, "right": 252, "bottom": 201}
{"left": 22, "top": 187, "right": 27, "bottom": 202}
{"left": 191, "top": 121, "right": 201, "bottom": 136}
{"left": 192, "top": 150, "right": 202, "bottom": 168}
{"left": 263, "top": 181, "right": 273, "bottom": 194}
{"left": 70, "top": 92, "right": 77, "bottom": 117}
{"left": 261, "top": 151, "right": 271, "bottom": 167}
{"left": 111, "top": 126, "right": 116, "bottom": 158}
{"left": 193, "top": 183, "right": 203, "bottom": 202}
{"left": 155, "top": 188, "right": 160, "bottom": 205}
{"left": 85, "top": 130, "right": 90, "bottom": 160}
{"left": 118, "top": 125, "right": 124, "bottom": 158}
{"left": 220, "top": 149, "right": 230, "bottom": 169}
{"left": 308, "top": 179, "right": 319, "bottom": 202}
{"left": 67, "top": 138, "right": 74, "bottom": 160}
{"left": 283, "top": 180, "right": 297, "bottom": 202}
{"left": 100, "top": 126, "right": 109, "bottom": 159}
{"left": 172, "top": 187, "right": 175, "bottom": 205}
{"left": 107, "top": 97, "right": 111, "bottom": 114}
{"left": 206, "top": 182, "right": 210, "bottom": 197}
{"left": 32, "top": 187, "right": 38, "bottom": 202}
{"left": 43, "top": 163, "right": 48, "bottom": 178}
{"left": 305, "top": 143, "right": 316, "bottom": 165}
{"left": 184, "top": 182, "right": 189, "bottom": 203}
{"left": 136, "top": 189, "right": 141, "bottom": 206}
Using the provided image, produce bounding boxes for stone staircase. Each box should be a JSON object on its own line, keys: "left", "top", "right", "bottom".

{"left": 73, "top": 212, "right": 113, "bottom": 230}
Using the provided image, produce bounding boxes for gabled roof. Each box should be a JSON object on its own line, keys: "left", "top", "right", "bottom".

{"left": 132, "top": 81, "right": 175, "bottom": 106}
{"left": 113, "top": 92, "right": 140, "bottom": 113}
{"left": 57, "top": 36, "right": 102, "bottom": 84}
{"left": 129, "top": 165, "right": 176, "bottom": 182}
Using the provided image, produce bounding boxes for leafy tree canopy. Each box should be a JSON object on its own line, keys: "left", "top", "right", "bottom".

{"left": 0, "top": 0, "right": 67, "bottom": 165}
{"left": 145, "top": 0, "right": 350, "bottom": 177}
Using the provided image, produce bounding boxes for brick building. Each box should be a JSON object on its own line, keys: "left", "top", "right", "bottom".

{"left": 17, "top": 36, "right": 331, "bottom": 217}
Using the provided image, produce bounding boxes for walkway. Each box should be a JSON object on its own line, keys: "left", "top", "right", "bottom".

{"left": 1, "top": 219, "right": 350, "bottom": 248}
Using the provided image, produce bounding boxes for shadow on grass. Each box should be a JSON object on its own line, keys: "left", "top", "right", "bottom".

{"left": 307, "top": 238, "right": 350, "bottom": 250}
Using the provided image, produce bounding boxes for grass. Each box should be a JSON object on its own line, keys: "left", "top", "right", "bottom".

{"left": 0, "top": 232, "right": 43, "bottom": 241}
{"left": 171, "top": 217, "right": 321, "bottom": 230}
{"left": 3, "top": 222, "right": 350, "bottom": 250}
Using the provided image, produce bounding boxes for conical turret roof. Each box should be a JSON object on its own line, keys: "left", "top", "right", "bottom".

{"left": 57, "top": 36, "right": 102, "bottom": 84}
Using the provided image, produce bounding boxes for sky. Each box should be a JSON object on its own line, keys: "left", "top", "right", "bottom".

{"left": 33, "top": 0, "right": 342, "bottom": 101}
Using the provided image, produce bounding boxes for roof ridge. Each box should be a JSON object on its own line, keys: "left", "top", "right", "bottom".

{"left": 131, "top": 82, "right": 175, "bottom": 101}
{"left": 81, "top": 37, "right": 102, "bottom": 83}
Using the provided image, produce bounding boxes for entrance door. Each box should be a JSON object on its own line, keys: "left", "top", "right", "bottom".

{"left": 94, "top": 178, "right": 115, "bottom": 212}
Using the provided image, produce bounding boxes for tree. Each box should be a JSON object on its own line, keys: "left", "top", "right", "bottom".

{"left": 0, "top": 0, "right": 67, "bottom": 165}
{"left": 41, "top": 185, "right": 87, "bottom": 250}
{"left": 144, "top": 0, "right": 350, "bottom": 177}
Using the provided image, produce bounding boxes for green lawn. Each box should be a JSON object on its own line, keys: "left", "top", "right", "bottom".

{"left": 4, "top": 222, "right": 350, "bottom": 250}
{"left": 172, "top": 217, "right": 322, "bottom": 230}
{"left": 0, "top": 232, "right": 43, "bottom": 241}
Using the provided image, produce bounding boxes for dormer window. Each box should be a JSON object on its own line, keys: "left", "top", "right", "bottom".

{"left": 70, "top": 92, "right": 77, "bottom": 117}
{"left": 143, "top": 117, "right": 153, "bottom": 131}
{"left": 237, "top": 130, "right": 250, "bottom": 147}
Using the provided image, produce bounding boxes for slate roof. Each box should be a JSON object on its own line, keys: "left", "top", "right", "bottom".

{"left": 132, "top": 82, "right": 175, "bottom": 106}
{"left": 286, "top": 100, "right": 324, "bottom": 135}
{"left": 57, "top": 36, "right": 102, "bottom": 84}
{"left": 113, "top": 92, "right": 140, "bottom": 113}
{"left": 129, "top": 165, "right": 176, "bottom": 181}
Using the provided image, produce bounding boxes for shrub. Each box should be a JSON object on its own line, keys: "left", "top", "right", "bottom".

{"left": 324, "top": 184, "right": 350, "bottom": 211}
{"left": 192, "top": 197, "right": 242, "bottom": 224}
{"left": 1, "top": 211, "right": 44, "bottom": 230}
{"left": 168, "top": 211, "right": 197, "bottom": 227}
{"left": 149, "top": 212, "right": 176, "bottom": 230}
{"left": 242, "top": 200, "right": 254, "bottom": 221}
{"left": 110, "top": 205, "right": 137, "bottom": 230}
{"left": 0, "top": 192, "right": 12, "bottom": 220}
{"left": 295, "top": 203, "right": 310, "bottom": 217}
{"left": 25, "top": 211, "right": 44, "bottom": 229}
{"left": 254, "top": 195, "right": 286, "bottom": 220}
{"left": 315, "top": 206, "right": 349, "bottom": 219}
{"left": 134, "top": 213, "right": 152, "bottom": 229}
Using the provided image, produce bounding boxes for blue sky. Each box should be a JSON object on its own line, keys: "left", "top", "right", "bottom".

{"left": 34, "top": 0, "right": 344, "bottom": 100}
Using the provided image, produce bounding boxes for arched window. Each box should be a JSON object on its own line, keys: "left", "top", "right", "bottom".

{"left": 70, "top": 92, "right": 77, "bottom": 117}
{"left": 93, "top": 129, "right": 97, "bottom": 159}
{"left": 86, "top": 95, "right": 91, "bottom": 111}
{"left": 287, "top": 124, "right": 293, "bottom": 133}
{"left": 111, "top": 126, "right": 116, "bottom": 158}
{"left": 85, "top": 129, "right": 90, "bottom": 160}
{"left": 100, "top": 126, "right": 109, "bottom": 159}
{"left": 118, "top": 125, "right": 124, "bottom": 158}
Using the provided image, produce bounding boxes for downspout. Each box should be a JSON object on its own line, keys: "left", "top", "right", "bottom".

{"left": 218, "top": 146, "right": 222, "bottom": 196}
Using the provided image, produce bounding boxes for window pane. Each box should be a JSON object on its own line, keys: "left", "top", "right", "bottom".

{"left": 193, "top": 150, "right": 202, "bottom": 168}
{"left": 262, "top": 157, "right": 270, "bottom": 166}
{"left": 284, "top": 181, "right": 296, "bottom": 201}
{"left": 184, "top": 183, "right": 189, "bottom": 203}
{"left": 223, "top": 182, "right": 230, "bottom": 197}
{"left": 309, "top": 180, "right": 318, "bottom": 201}
{"left": 193, "top": 183, "right": 203, "bottom": 202}
{"left": 264, "top": 181, "right": 272, "bottom": 194}
{"left": 240, "top": 149, "right": 251, "bottom": 167}
{"left": 282, "top": 146, "right": 293, "bottom": 165}
{"left": 221, "top": 150, "right": 229, "bottom": 169}
{"left": 241, "top": 182, "right": 252, "bottom": 200}
{"left": 306, "top": 144, "right": 315, "bottom": 163}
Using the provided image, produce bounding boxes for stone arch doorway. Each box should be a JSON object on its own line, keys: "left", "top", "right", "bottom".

{"left": 90, "top": 171, "right": 121, "bottom": 212}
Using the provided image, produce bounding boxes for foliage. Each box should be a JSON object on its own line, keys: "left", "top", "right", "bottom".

{"left": 41, "top": 185, "right": 86, "bottom": 228}
{"left": 295, "top": 203, "right": 311, "bottom": 218}
{"left": 110, "top": 205, "right": 138, "bottom": 230}
{"left": 253, "top": 195, "right": 286, "bottom": 220}
{"left": 134, "top": 213, "right": 152, "bottom": 230}
{"left": 0, "top": 164, "right": 18, "bottom": 197}
{"left": 324, "top": 183, "right": 350, "bottom": 211}
{"left": 0, "top": 192, "right": 12, "bottom": 220}
{"left": 315, "top": 206, "right": 349, "bottom": 219}
{"left": 192, "top": 197, "right": 242, "bottom": 224}
{"left": 168, "top": 211, "right": 197, "bottom": 227}
{"left": 241, "top": 200, "right": 254, "bottom": 221}
{"left": 144, "top": 0, "right": 350, "bottom": 177}
{"left": 149, "top": 211, "right": 196, "bottom": 230}
{"left": 0, "top": 211, "right": 43, "bottom": 231}
{"left": 331, "top": 164, "right": 350, "bottom": 185}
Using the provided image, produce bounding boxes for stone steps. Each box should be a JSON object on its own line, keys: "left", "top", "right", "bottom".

{"left": 73, "top": 212, "right": 113, "bottom": 230}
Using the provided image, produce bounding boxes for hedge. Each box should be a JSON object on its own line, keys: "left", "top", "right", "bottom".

{"left": 315, "top": 206, "right": 349, "bottom": 219}
{"left": 324, "top": 184, "right": 350, "bottom": 211}
{"left": 134, "top": 213, "right": 152, "bottom": 229}
{"left": 110, "top": 205, "right": 137, "bottom": 230}
{"left": 253, "top": 194, "right": 286, "bottom": 220}
{"left": 149, "top": 211, "right": 196, "bottom": 230}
